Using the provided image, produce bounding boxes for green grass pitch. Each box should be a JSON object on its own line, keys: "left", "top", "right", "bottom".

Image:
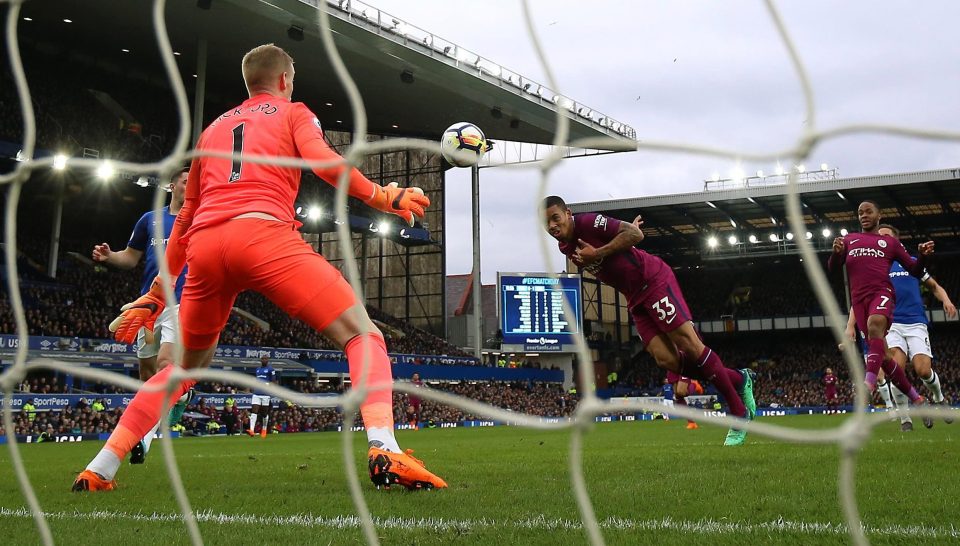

{"left": 2, "top": 415, "right": 958, "bottom": 545}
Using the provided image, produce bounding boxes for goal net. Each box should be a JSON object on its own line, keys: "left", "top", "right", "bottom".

{"left": 1, "top": 1, "right": 956, "bottom": 545}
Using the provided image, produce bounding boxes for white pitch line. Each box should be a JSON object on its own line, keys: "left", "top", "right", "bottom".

{"left": 0, "top": 507, "right": 956, "bottom": 538}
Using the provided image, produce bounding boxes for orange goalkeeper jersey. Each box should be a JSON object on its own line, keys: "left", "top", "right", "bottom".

{"left": 185, "top": 93, "right": 325, "bottom": 238}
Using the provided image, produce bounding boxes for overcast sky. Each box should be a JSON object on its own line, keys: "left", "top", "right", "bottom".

{"left": 370, "top": 0, "right": 960, "bottom": 283}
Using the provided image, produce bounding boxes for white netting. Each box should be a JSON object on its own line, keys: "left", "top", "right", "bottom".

{"left": 1, "top": 1, "right": 958, "bottom": 545}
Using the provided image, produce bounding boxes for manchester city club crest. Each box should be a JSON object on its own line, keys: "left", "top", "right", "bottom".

{"left": 878, "top": 239, "right": 887, "bottom": 248}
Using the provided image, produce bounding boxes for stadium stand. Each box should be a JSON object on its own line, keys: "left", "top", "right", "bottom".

{"left": 0, "top": 235, "right": 471, "bottom": 359}
{"left": 1, "top": 379, "right": 574, "bottom": 437}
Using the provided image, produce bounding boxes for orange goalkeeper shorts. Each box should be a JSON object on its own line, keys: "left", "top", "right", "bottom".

{"left": 179, "top": 218, "right": 356, "bottom": 350}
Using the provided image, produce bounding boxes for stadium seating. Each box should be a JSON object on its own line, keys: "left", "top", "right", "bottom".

{"left": 0, "top": 236, "right": 471, "bottom": 359}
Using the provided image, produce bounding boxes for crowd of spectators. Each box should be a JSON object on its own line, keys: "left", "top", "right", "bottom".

{"left": 16, "top": 373, "right": 68, "bottom": 394}
{"left": 6, "top": 322, "right": 959, "bottom": 437}
{"left": 1, "top": 378, "right": 575, "bottom": 437}
{"left": 4, "top": 397, "right": 122, "bottom": 437}
{"left": 0, "top": 239, "right": 473, "bottom": 360}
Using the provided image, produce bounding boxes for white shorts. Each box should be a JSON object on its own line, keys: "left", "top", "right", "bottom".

{"left": 886, "top": 322, "right": 932, "bottom": 361}
{"left": 136, "top": 304, "right": 180, "bottom": 359}
{"left": 662, "top": 399, "right": 675, "bottom": 408}
{"left": 251, "top": 394, "right": 272, "bottom": 407}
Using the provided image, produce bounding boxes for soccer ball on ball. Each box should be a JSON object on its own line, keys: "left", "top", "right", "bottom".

{"left": 440, "top": 122, "right": 489, "bottom": 168}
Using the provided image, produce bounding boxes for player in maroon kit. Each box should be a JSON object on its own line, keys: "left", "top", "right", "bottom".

{"left": 407, "top": 372, "right": 423, "bottom": 429}
{"left": 822, "top": 367, "right": 838, "bottom": 411}
{"left": 827, "top": 200, "right": 934, "bottom": 410}
{"left": 543, "top": 196, "right": 756, "bottom": 446}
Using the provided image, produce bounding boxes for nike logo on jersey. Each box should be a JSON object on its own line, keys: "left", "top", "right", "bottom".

{"left": 849, "top": 239, "right": 860, "bottom": 244}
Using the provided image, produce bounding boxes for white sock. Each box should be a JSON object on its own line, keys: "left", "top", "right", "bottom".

{"left": 87, "top": 449, "right": 121, "bottom": 481}
{"left": 891, "top": 384, "right": 912, "bottom": 424}
{"left": 142, "top": 421, "right": 161, "bottom": 453}
{"left": 249, "top": 413, "right": 258, "bottom": 432}
{"left": 877, "top": 379, "right": 894, "bottom": 409}
{"left": 367, "top": 427, "right": 401, "bottom": 453}
{"left": 922, "top": 370, "right": 944, "bottom": 403}
{"left": 261, "top": 415, "right": 269, "bottom": 433}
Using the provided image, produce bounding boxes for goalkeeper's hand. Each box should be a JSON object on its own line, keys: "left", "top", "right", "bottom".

{"left": 364, "top": 182, "right": 430, "bottom": 226}
{"left": 109, "top": 276, "right": 167, "bottom": 344}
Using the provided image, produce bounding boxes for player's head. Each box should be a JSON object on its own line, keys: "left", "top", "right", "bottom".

{"left": 260, "top": 355, "right": 269, "bottom": 366}
{"left": 412, "top": 372, "right": 420, "bottom": 381}
{"left": 242, "top": 44, "right": 295, "bottom": 99}
{"left": 878, "top": 223, "right": 899, "bottom": 240}
{"left": 542, "top": 195, "right": 575, "bottom": 242}
{"left": 825, "top": 367, "right": 833, "bottom": 375}
{"left": 857, "top": 200, "right": 881, "bottom": 232}
{"left": 168, "top": 167, "right": 188, "bottom": 205}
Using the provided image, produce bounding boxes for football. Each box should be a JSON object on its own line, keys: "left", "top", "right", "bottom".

{"left": 440, "top": 121, "right": 489, "bottom": 167}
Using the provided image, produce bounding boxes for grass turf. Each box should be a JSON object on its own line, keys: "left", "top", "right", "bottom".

{"left": 1, "top": 414, "right": 958, "bottom": 545}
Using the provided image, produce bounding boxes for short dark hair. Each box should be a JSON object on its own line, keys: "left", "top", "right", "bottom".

{"left": 542, "top": 195, "right": 567, "bottom": 210}
{"left": 859, "top": 199, "right": 881, "bottom": 210}
{"left": 878, "top": 223, "right": 899, "bottom": 237}
{"left": 169, "top": 167, "right": 189, "bottom": 184}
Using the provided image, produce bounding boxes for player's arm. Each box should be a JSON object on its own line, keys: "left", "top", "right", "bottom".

{"left": 108, "top": 162, "right": 200, "bottom": 343}
{"left": 827, "top": 236, "right": 846, "bottom": 273}
{"left": 92, "top": 244, "right": 143, "bottom": 270}
{"left": 291, "top": 105, "right": 428, "bottom": 225}
{"left": 838, "top": 306, "right": 857, "bottom": 351}
{"left": 595, "top": 221, "right": 644, "bottom": 258}
{"left": 631, "top": 214, "right": 645, "bottom": 243}
{"left": 575, "top": 217, "right": 642, "bottom": 265}
{"left": 893, "top": 239, "right": 932, "bottom": 278}
{"left": 94, "top": 213, "right": 149, "bottom": 269}
{"left": 923, "top": 276, "right": 958, "bottom": 318}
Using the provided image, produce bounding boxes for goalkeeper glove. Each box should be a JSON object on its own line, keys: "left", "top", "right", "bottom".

{"left": 109, "top": 276, "right": 168, "bottom": 344}
{"left": 364, "top": 182, "right": 430, "bottom": 226}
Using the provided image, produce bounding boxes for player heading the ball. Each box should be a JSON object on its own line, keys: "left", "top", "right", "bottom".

{"left": 542, "top": 195, "right": 756, "bottom": 446}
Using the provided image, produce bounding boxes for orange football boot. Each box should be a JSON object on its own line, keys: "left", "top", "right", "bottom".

{"left": 71, "top": 470, "right": 116, "bottom": 492}
{"left": 260, "top": 427, "right": 268, "bottom": 438}
{"left": 685, "top": 422, "right": 699, "bottom": 430}
{"left": 246, "top": 429, "right": 256, "bottom": 437}
{"left": 368, "top": 447, "right": 447, "bottom": 490}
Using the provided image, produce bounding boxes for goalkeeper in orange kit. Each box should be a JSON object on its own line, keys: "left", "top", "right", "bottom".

{"left": 73, "top": 43, "right": 446, "bottom": 492}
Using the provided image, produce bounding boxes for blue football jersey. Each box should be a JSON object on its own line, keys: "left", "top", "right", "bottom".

{"left": 254, "top": 365, "right": 276, "bottom": 395}
{"left": 889, "top": 260, "right": 931, "bottom": 325}
{"left": 662, "top": 382, "right": 675, "bottom": 401}
{"left": 126, "top": 206, "right": 187, "bottom": 300}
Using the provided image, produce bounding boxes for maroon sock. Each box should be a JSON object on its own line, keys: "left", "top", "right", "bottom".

{"left": 881, "top": 359, "right": 920, "bottom": 402}
{"left": 681, "top": 347, "right": 746, "bottom": 418}
{"left": 864, "top": 338, "right": 885, "bottom": 390}
{"left": 675, "top": 395, "right": 695, "bottom": 424}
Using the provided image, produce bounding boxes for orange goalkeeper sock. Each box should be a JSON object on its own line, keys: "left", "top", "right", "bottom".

{"left": 345, "top": 333, "right": 399, "bottom": 452}
{"left": 104, "top": 365, "right": 196, "bottom": 459}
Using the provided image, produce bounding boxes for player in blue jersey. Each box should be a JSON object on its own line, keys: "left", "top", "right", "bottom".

{"left": 661, "top": 374, "right": 703, "bottom": 429}
{"left": 92, "top": 168, "right": 193, "bottom": 461}
{"left": 878, "top": 224, "right": 956, "bottom": 429}
{"left": 248, "top": 355, "right": 278, "bottom": 438}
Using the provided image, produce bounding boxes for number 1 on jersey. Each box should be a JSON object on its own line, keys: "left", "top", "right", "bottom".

{"left": 229, "top": 123, "right": 245, "bottom": 182}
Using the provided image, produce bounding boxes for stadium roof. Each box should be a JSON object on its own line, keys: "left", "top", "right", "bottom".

{"left": 15, "top": 0, "right": 634, "bottom": 148}
{"left": 569, "top": 167, "right": 960, "bottom": 264}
